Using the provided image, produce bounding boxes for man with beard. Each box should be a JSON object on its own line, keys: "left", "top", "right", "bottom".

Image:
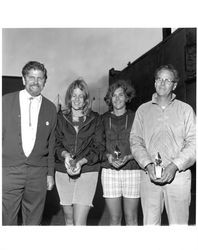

{"left": 2, "top": 61, "right": 57, "bottom": 225}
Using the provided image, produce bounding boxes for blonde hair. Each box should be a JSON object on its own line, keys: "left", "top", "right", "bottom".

{"left": 64, "top": 78, "right": 91, "bottom": 115}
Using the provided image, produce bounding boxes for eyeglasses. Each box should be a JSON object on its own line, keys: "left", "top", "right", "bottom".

{"left": 155, "top": 78, "right": 175, "bottom": 86}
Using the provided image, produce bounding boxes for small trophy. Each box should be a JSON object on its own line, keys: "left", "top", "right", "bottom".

{"left": 69, "top": 154, "right": 77, "bottom": 172}
{"left": 154, "top": 152, "right": 163, "bottom": 179}
{"left": 114, "top": 145, "right": 121, "bottom": 160}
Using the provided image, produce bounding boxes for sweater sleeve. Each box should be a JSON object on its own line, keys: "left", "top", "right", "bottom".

{"left": 130, "top": 108, "right": 153, "bottom": 169}
{"left": 172, "top": 106, "right": 196, "bottom": 171}
{"left": 55, "top": 113, "right": 68, "bottom": 162}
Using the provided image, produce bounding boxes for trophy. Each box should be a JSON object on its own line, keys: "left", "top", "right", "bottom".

{"left": 114, "top": 145, "right": 121, "bottom": 160}
{"left": 69, "top": 154, "right": 77, "bottom": 172}
{"left": 65, "top": 154, "right": 79, "bottom": 176}
{"left": 154, "top": 152, "right": 163, "bottom": 179}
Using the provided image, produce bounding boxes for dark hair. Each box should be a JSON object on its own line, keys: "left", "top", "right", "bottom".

{"left": 154, "top": 64, "right": 179, "bottom": 83}
{"left": 104, "top": 79, "right": 135, "bottom": 110}
{"left": 64, "top": 78, "right": 91, "bottom": 115}
{"left": 22, "top": 61, "right": 47, "bottom": 81}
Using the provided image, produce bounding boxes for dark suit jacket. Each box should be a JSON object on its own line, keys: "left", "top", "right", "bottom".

{"left": 2, "top": 91, "right": 57, "bottom": 176}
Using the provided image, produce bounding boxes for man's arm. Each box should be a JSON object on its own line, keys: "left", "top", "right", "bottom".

{"left": 47, "top": 105, "right": 57, "bottom": 189}
{"left": 130, "top": 109, "right": 153, "bottom": 170}
{"left": 172, "top": 107, "right": 196, "bottom": 171}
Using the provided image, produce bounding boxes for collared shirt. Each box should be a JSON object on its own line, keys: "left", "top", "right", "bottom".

{"left": 19, "top": 89, "right": 42, "bottom": 157}
{"left": 130, "top": 93, "right": 196, "bottom": 171}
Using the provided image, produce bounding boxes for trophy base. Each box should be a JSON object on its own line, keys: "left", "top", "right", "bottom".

{"left": 155, "top": 165, "right": 163, "bottom": 179}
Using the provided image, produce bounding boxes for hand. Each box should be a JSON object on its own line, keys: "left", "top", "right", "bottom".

{"left": 156, "top": 162, "right": 178, "bottom": 184}
{"left": 121, "top": 155, "right": 133, "bottom": 165}
{"left": 74, "top": 158, "right": 88, "bottom": 174}
{"left": 63, "top": 152, "right": 77, "bottom": 176}
{"left": 47, "top": 175, "right": 54, "bottom": 191}
{"left": 111, "top": 160, "right": 122, "bottom": 169}
{"left": 111, "top": 157, "right": 128, "bottom": 169}
{"left": 112, "top": 155, "right": 131, "bottom": 169}
{"left": 107, "top": 154, "right": 121, "bottom": 169}
{"left": 63, "top": 152, "right": 73, "bottom": 171}
{"left": 145, "top": 163, "right": 156, "bottom": 182}
{"left": 67, "top": 158, "right": 87, "bottom": 176}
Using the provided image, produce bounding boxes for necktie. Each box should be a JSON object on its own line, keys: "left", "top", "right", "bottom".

{"left": 29, "top": 97, "right": 33, "bottom": 126}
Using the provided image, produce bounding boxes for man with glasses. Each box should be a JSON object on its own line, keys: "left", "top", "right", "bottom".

{"left": 2, "top": 61, "right": 57, "bottom": 225}
{"left": 130, "top": 64, "right": 196, "bottom": 225}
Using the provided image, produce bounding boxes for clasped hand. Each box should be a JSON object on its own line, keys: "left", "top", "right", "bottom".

{"left": 146, "top": 162, "right": 178, "bottom": 184}
{"left": 65, "top": 153, "right": 81, "bottom": 176}
{"left": 64, "top": 153, "right": 86, "bottom": 176}
{"left": 108, "top": 154, "right": 131, "bottom": 169}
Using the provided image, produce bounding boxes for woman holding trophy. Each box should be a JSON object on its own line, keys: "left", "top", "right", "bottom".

{"left": 101, "top": 79, "right": 141, "bottom": 225}
{"left": 55, "top": 79, "right": 105, "bottom": 225}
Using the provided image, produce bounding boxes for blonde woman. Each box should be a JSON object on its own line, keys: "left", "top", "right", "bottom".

{"left": 55, "top": 79, "right": 105, "bottom": 225}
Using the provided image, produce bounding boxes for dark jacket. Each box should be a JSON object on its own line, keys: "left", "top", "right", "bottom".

{"left": 101, "top": 109, "right": 140, "bottom": 170}
{"left": 2, "top": 91, "right": 57, "bottom": 176}
{"left": 55, "top": 110, "right": 105, "bottom": 173}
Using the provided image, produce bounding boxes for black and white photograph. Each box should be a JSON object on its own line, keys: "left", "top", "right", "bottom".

{"left": 1, "top": 1, "right": 197, "bottom": 250}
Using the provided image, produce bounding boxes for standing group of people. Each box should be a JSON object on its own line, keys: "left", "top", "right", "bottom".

{"left": 2, "top": 61, "right": 196, "bottom": 226}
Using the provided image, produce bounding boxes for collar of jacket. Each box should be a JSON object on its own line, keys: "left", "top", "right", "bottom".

{"left": 63, "top": 110, "right": 96, "bottom": 130}
{"left": 151, "top": 92, "right": 176, "bottom": 104}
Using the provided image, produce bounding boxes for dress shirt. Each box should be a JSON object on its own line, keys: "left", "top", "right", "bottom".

{"left": 19, "top": 89, "right": 42, "bottom": 157}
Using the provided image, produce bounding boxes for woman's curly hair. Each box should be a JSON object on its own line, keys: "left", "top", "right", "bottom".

{"left": 104, "top": 79, "right": 135, "bottom": 111}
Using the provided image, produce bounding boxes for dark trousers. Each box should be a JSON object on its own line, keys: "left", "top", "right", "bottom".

{"left": 2, "top": 164, "right": 47, "bottom": 225}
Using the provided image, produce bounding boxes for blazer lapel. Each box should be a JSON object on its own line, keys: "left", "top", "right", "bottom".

{"left": 15, "top": 92, "right": 22, "bottom": 134}
{"left": 36, "top": 96, "right": 46, "bottom": 130}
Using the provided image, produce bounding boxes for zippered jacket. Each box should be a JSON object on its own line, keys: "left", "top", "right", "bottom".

{"left": 130, "top": 93, "right": 196, "bottom": 171}
{"left": 55, "top": 110, "right": 105, "bottom": 173}
{"left": 101, "top": 109, "right": 140, "bottom": 170}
